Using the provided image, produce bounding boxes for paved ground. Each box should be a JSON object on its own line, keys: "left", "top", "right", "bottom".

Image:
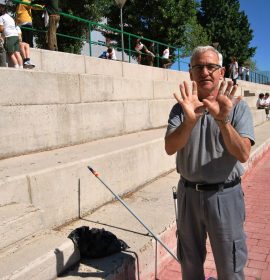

{"left": 157, "top": 148, "right": 270, "bottom": 280}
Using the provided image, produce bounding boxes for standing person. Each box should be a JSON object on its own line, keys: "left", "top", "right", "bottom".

{"left": 162, "top": 47, "right": 173, "bottom": 69}
{"left": 229, "top": 56, "right": 239, "bottom": 85}
{"left": 263, "top": 92, "right": 270, "bottom": 120}
{"left": 165, "top": 46, "right": 254, "bottom": 280}
{"left": 238, "top": 65, "right": 245, "bottom": 80}
{"left": 245, "top": 66, "right": 250, "bottom": 81}
{"left": 15, "top": 0, "right": 43, "bottom": 48}
{"left": 44, "top": 0, "right": 60, "bottom": 51}
{"left": 0, "top": 4, "right": 23, "bottom": 68}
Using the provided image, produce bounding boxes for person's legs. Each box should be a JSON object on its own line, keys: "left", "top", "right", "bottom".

{"left": 9, "top": 52, "right": 19, "bottom": 66}
{"left": 14, "top": 51, "right": 23, "bottom": 67}
{"left": 206, "top": 184, "right": 247, "bottom": 280}
{"left": 0, "top": 50, "right": 6, "bottom": 67}
{"left": 19, "top": 42, "right": 27, "bottom": 60}
{"left": 21, "top": 24, "right": 34, "bottom": 47}
{"left": 177, "top": 180, "right": 207, "bottom": 280}
{"left": 265, "top": 107, "right": 269, "bottom": 120}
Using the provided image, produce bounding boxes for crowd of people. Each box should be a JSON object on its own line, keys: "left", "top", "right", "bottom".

{"left": 256, "top": 92, "right": 270, "bottom": 120}
{"left": 0, "top": 0, "right": 60, "bottom": 69}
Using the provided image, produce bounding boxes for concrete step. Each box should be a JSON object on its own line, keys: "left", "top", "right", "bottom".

{"left": 251, "top": 107, "right": 268, "bottom": 126}
{"left": 0, "top": 128, "right": 175, "bottom": 230}
{"left": 0, "top": 230, "right": 79, "bottom": 280}
{"left": 0, "top": 170, "right": 179, "bottom": 280}
{"left": 0, "top": 203, "right": 44, "bottom": 250}
{"left": 0, "top": 121, "right": 269, "bottom": 280}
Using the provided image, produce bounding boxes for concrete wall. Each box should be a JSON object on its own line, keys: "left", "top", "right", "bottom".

{"left": 1, "top": 49, "right": 270, "bottom": 160}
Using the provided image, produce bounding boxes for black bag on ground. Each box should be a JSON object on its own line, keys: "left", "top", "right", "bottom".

{"left": 68, "top": 226, "right": 129, "bottom": 258}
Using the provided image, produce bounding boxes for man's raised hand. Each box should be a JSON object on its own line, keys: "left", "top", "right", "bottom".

{"left": 174, "top": 81, "right": 204, "bottom": 123}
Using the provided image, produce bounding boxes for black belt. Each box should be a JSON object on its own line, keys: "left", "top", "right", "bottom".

{"left": 183, "top": 177, "right": 241, "bottom": 191}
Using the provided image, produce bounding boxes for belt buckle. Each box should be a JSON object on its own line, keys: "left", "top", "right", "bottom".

{"left": 195, "top": 184, "right": 203, "bottom": 191}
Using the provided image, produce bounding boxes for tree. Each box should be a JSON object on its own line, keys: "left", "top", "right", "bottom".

{"left": 29, "top": 0, "right": 112, "bottom": 53}
{"left": 105, "top": 0, "right": 209, "bottom": 62}
{"left": 198, "top": 0, "right": 256, "bottom": 74}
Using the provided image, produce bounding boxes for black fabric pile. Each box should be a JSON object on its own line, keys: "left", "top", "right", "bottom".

{"left": 68, "top": 226, "right": 129, "bottom": 258}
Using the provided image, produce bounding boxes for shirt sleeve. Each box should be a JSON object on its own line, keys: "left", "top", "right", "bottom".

{"left": 232, "top": 100, "right": 255, "bottom": 145}
{"left": 165, "top": 103, "right": 184, "bottom": 137}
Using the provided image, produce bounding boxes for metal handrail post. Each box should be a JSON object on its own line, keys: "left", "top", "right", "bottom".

{"left": 128, "top": 34, "right": 131, "bottom": 63}
{"left": 177, "top": 48, "right": 180, "bottom": 71}
{"left": 88, "top": 23, "right": 92, "bottom": 57}
{"left": 88, "top": 166, "right": 179, "bottom": 263}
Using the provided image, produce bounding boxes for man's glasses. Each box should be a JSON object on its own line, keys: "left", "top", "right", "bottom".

{"left": 190, "top": 64, "right": 221, "bottom": 73}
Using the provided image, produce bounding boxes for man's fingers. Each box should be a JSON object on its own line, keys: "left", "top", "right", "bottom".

{"left": 228, "top": 85, "right": 238, "bottom": 99}
{"left": 192, "top": 81, "right": 198, "bottom": 96}
{"left": 184, "top": 81, "right": 191, "bottom": 97}
{"left": 218, "top": 81, "right": 226, "bottom": 96}
{"left": 179, "top": 83, "right": 187, "bottom": 99}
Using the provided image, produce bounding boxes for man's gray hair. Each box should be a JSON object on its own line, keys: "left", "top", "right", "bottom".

{"left": 190, "top": 46, "right": 223, "bottom": 66}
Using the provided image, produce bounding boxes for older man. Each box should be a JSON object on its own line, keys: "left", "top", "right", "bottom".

{"left": 165, "top": 46, "right": 254, "bottom": 280}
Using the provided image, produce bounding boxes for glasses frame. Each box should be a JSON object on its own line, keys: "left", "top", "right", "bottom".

{"left": 189, "top": 64, "right": 222, "bottom": 74}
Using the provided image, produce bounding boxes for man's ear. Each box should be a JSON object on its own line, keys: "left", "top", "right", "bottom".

{"left": 219, "top": 67, "right": 225, "bottom": 80}
{"left": 189, "top": 70, "right": 194, "bottom": 81}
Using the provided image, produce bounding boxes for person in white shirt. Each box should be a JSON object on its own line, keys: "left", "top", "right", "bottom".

{"left": 256, "top": 93, "right": 265, "bottom": 109}
{"left": 106, "top": 47, "right": 116, "bottom": 60}
{"left": 162, "top": 47, "right": 173, "bottom": 69}
{"left": 0, "top": 4, "right": 23, "bottom": 68}
{"left": 229, "top": 56, "right": 238, "bottom": 85}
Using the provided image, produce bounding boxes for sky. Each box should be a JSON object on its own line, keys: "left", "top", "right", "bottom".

{"left": 172, "top": 0, "right": 270, "bottom": 72}
{"left": 239, "top": 0, "right": 270, "bottom": 71}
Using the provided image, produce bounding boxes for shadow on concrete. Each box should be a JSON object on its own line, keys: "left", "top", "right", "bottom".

{"left": 57, "top": 251, "right": 139, "bottom": 279}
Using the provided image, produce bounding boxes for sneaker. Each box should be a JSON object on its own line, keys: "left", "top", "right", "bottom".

{"left": 23, "top": 60, "right": 35, "bottom": 69}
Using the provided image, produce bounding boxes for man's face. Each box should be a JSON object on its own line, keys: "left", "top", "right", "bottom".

{"left": 189, "top": 50, "right": 225, "bottom": 100}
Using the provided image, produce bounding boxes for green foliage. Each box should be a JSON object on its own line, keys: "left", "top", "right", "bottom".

{"left": 29, "top": 0, "right": 112, "bottom": 53}
{"left": 198, "top": 0, "right": 256, "bottom": 73}
{"left": 105, "top": 0, "right": 208, "bottom": 60}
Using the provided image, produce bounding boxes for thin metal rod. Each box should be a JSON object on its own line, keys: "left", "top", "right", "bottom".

{"left": 88, "top": 166, "right": 179, "bottom": 263}
{"left": 120, "top": 7, "right": 124, "bottom": 61}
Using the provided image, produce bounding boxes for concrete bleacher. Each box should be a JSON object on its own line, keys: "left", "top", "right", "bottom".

{"left": 0, "top": 48, "right": 270, "bottom": 280}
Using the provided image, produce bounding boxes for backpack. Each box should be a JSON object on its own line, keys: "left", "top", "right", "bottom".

{"left": 68, "top": 226, "right": 129, "bottom": 258}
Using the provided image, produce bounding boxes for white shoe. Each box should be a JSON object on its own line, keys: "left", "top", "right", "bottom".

{"left": 23, "top": 60, "right": 35, "bottom": 69}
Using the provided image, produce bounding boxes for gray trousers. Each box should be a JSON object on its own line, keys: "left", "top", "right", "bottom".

{"left": 177, "top": 179, "right": 247, "bottom": 280}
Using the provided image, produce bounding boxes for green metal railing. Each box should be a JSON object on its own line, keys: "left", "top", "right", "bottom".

{"left": 12, "top": 0, "right": 187, "bottom": 70}
{"left": 12, "top": 0, "right": 269, "bottom": 84}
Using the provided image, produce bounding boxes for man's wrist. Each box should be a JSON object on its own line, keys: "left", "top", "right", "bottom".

{"left": 214, "top": 116, "right": 230, "bottom": 125}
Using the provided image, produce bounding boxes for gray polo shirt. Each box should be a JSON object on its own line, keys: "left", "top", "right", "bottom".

{"left": 166, "top": 100, "right": 255, "bottom": 183}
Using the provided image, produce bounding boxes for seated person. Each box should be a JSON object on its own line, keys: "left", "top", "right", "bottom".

{"left": 256, "top": 93, "right": 265, "bottom": 109}
{"left": 99, "top": 47, "right": 116, "bottom": 60}
{"left": 16, "top": 25, "right": 35, "bottom": 69}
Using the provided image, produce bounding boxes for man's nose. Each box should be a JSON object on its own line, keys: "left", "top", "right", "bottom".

{"left": 201, "top": 66, "right": 210, "bottom": 75}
